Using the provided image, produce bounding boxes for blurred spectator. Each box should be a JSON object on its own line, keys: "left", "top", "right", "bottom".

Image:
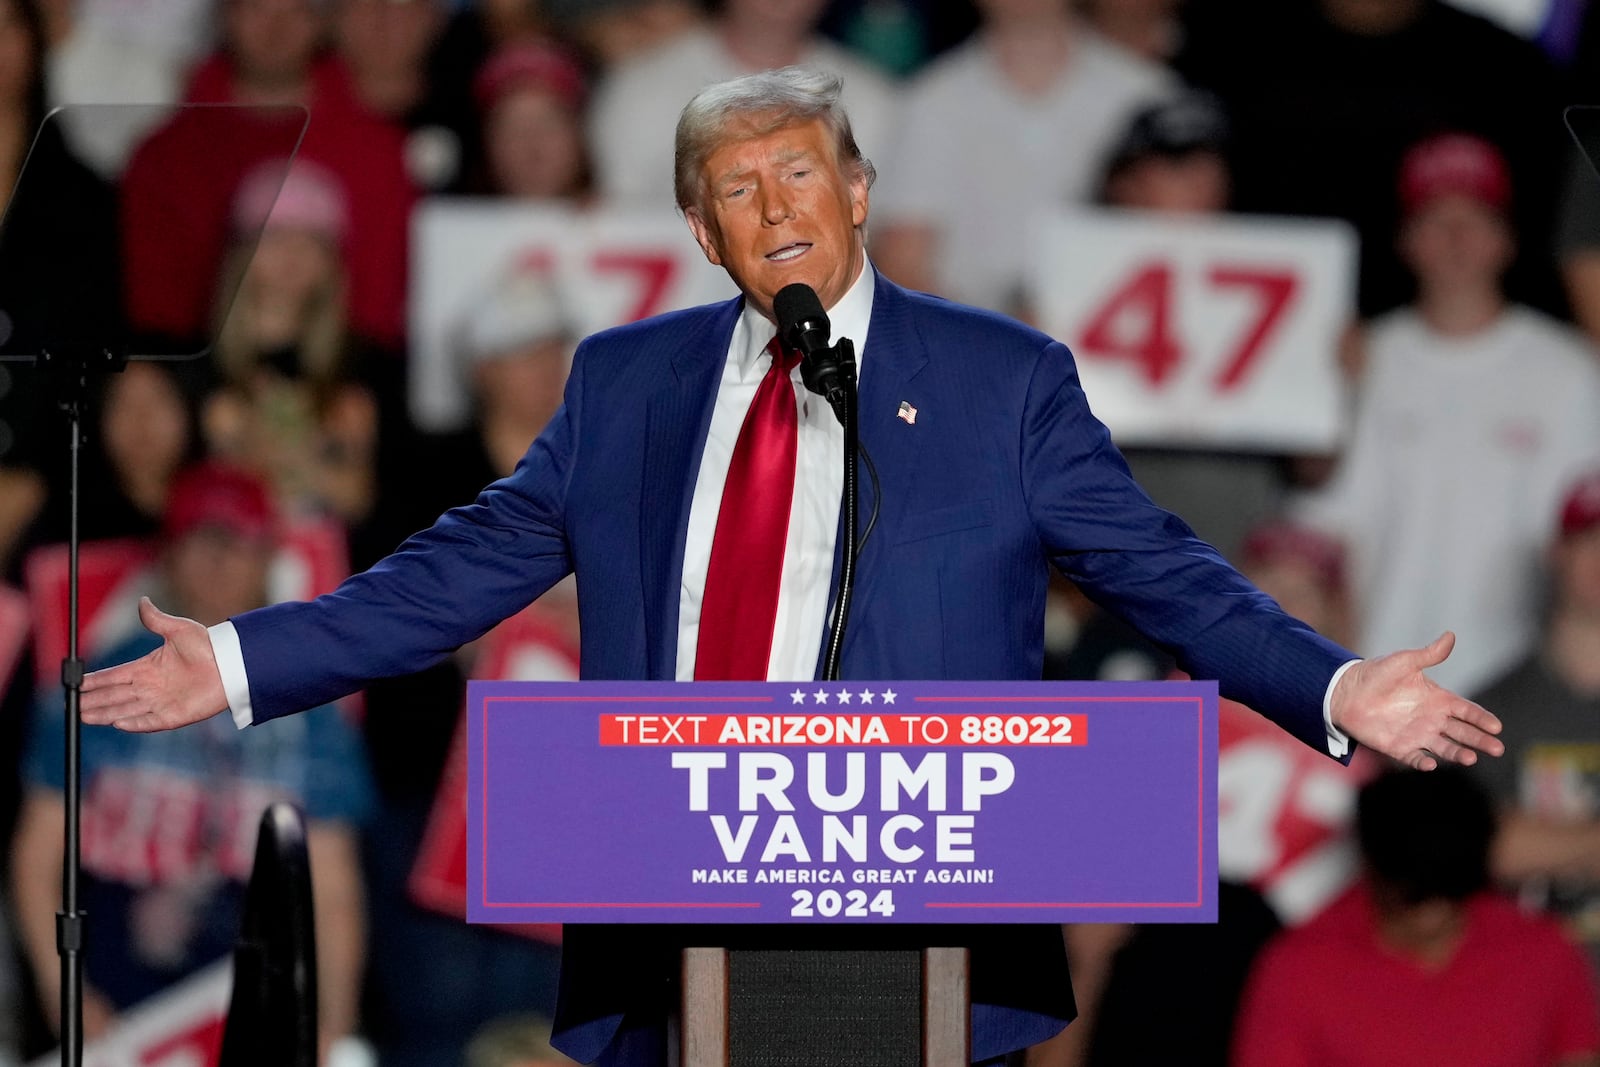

{"left": 1295, "top": 133, "right": 1600, "bottom": 694}
{"left": 119, "top": 0, "right": 415, "bottom": 349}
{"left": 42, "top": 0, "right": 212, "bottom": 177}
{"left": 586, "top": 0, "right": 897, "bottom": 210}
{"left": 1048, "top": 518, "right": 1354, "bottom": 1067}
{"left": 871, "top": 0, "right": 1170, "bottom": 313}
{"left": 1098, "top": 89, "right": 1228, "bottom": 212}
{"left": 1222, "top": 522, "right": 1373, "bottom": 925}
{"left": 373, "top": 255, "right": 576, "bottom": 550}
{"left": 0, "top": 0, "right": 122, "bottom": 575}
{"left": 433, "top": 0, "right": 550, "bottom": 73}
{"left": 203, "top": 159, "right": 380, "bottom": 529}
{"left": 1178, "top": 0, "right": 1569, "bottom": 318}
{"left": 88, "top": 365, "right": 195, "bottom": 537}
{"left": 1078, "top": 0, "right": 1183, "bottom": 63}
{"left": 1232, "top": 767, "right": 1600, "bottom": 1067}
{"left": 1236, "top": 520, "right": 1351, "bottom": 649}
{"left": 448, "top": 259, "right": 574, "bottom": 478}
{"left": 333, "top": 0, "right": 475, "bottom": 193}
{"left": 1090, "top": 92, "right": 1293, "bottom": 561}
{"left": 469, "top": 40, "right": 592, "bottom": 200}
{"left": 544, "top": 0, "right": 700, "bottom": 68}
{"left": 356, "top": 263, "right": 574, "bottom": 1067}
{"left": 25, "top": 362, "right": 203, "bottom": 553}
{"left": 11, "top": 462, "right": 373, "bottom": 1054}
{"left": 1472, "top": 468, "right": 1600, "bottom": 986}
{"left": 423, "top": 0, "right": 562, "bottom": 169}
{"left": 817, "top": 0, "right": 981, "bottom": 75}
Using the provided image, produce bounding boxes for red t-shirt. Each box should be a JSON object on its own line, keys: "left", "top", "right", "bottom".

{"left": 119, "top": 53, "right": 415, "bottom": 347}
{"left": 1233, "top": 882, "right": 1600, "bottom": 1067}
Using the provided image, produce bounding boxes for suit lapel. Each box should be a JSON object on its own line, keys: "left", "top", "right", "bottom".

{"left": 640, "top": 298, "right": 743, "bottom": 680}
{"left": 815, "top": 274, "right": 930, "bottom": 677}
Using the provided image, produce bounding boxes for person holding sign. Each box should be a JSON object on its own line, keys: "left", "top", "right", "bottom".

{"left": 81, "top": 68, "right": 1503, "bottom": 1066}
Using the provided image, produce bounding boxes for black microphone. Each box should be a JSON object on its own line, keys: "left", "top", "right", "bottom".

{"left": 774, "top": 283, "right": 854, "bottom": 416}
{"left": 774, "top": 283, "right": 831, "bottom": 357}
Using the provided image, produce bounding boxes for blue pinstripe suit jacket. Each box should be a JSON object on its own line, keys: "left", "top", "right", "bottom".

{"left": 232, "top": 271, "right": 1354, "bottom": 1062}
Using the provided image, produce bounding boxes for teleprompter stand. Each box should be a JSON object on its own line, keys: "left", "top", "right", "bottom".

{"left": 0, "top": 103, "right": 307, "bottom": 1066}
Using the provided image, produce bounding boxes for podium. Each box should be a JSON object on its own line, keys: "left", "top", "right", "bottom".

{"left": 468, "top": 680, "right": 1218, "bottom": 1065}
{"left": 681, "top": 944, "right": 967, "bottom": 1065}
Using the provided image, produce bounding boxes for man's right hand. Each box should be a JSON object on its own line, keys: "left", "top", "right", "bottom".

{"left": 79, "top": 597, "right": 229, "bottom": 733}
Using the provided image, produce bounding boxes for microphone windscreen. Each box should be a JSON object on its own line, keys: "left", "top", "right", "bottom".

{"left": 774, "top": 283, "right": 828, "bottom": 337}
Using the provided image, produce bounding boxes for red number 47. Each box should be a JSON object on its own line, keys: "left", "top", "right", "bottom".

{"left": 1075, "top": 262, "right": 1299, "bottom": 392}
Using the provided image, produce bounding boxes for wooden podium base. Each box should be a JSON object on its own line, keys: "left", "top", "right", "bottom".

{"left": 681, "top": 946, "right": 969, "bottom": 1067}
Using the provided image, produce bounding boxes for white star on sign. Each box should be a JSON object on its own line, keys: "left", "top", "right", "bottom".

{"left": 836, "top": 689, "right": 852, "bottom": 704}
{"left": 882, "top": 689, "right": 898, "bottom": 705}
{"left": 814, "top": 689, "right": 830, "bottom": 704}
{"left": 791, "top": 689, "right": 807, "bottom": 704}
{"left": 859, "top": 690, "right": 875, "bottom": 704}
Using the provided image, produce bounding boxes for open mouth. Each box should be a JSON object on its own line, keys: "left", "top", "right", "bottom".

{"left": 766, "top": 243, "right": 812, "bottom": 262}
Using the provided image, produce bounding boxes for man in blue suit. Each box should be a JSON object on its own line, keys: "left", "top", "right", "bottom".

{"left": 83, "top": 68, "right": 1503, "bottom": 1063}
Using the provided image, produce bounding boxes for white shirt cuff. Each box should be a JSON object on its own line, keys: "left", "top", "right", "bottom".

{"left": 207, "top": 621, "right": 255, "bottom": 729}
{"left": 1323, "top": 658, "right": 1360, "bottom": 758}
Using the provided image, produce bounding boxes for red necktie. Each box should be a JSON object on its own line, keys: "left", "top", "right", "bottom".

{"left": 695, "top": 337, "right": 804, "bottom": 680}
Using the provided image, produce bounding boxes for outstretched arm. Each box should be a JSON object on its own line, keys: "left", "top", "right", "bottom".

{"left": 1328, "top": 632, "right": 1503, "bottom": 770}
{"left": 85, "top": 345, "right": 589, "bottom": 733}
{"left": 79, "top": 597, "right": 227, "bottom": 733}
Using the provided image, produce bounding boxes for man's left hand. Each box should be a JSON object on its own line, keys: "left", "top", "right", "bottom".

{"left": 1329, "top": 631, "right": 1504, "bottom": 770}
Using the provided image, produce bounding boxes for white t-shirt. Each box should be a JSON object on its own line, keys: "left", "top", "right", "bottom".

{"left": 587, "top": 27, "right": 900, "bottom": 209}
{"left": 1296, "top": 306, "right": 1600, "bottom": 694}
{"left": 872, "top": 27, "right": 1170, "bottom": 312}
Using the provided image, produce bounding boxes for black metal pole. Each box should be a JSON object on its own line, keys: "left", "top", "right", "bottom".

{"left": 50, "top": 350, "right": 90, "bottom": 1067}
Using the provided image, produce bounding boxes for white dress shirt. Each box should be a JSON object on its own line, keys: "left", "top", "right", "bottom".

{"left": 675, "top": 260, "right": 874, "bottom": 681}
{"left": 210, "top": 259, "right": 1350, "bottom": 753}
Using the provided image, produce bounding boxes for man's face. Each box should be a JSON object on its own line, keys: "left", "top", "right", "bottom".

{"left": 1106, "top": 152, "right": 1230, "bottom": 214}
{"left": 1398, "top": 193, "right": 1514, "bottom": 293}
{"left": 1555, "top": 526, "right": 1600, "bottom": 617}
{"left": 166, "top": 527, "right": 273, "bottom": 627}
{"left": 473, "top": 338, "right": 571, "bottom": 433}
{"left": 336, "top": 0, "right": 441, "bottom": 75}
{"left": 486, "top": 87, "right": 586, "bottom": 199}
{"left": 226, "top": 0, "right": 323, "bottom": 86}
{"left": 685, "top": 117, "right": 869, "bottom": 321}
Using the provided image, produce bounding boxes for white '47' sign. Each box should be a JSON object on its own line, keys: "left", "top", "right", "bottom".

{"left": 1030, "top": 208, "right": 1357, "bottom": 453}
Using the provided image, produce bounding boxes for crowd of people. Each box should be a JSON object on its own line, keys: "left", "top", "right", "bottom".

{"left": 1, "top": 0, "right": 1600, "bottom": 1063}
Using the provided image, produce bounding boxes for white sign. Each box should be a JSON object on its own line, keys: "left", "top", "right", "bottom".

{"left": 1029, "top": 208, "right": 1357, "bottom": 453}
{"left": 409, "top": 200, "right": 736, "bottom": 432}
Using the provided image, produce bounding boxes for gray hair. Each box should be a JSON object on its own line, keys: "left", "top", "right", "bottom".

{"left": 673, "top": 67, "right": 877, "bottom": 214}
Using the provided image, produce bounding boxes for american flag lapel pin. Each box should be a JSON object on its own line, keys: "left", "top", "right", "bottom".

{"left": 897, "top": 401, "right": 917, "bottom": 425}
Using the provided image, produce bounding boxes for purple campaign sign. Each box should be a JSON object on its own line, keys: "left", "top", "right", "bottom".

{"left": 467, "top": 680, "right": 1217, "bottom": 924}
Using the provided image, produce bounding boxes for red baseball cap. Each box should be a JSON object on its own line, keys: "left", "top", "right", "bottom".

{"left": 1560, "top": 470, "right": 1600, "bottom": 537}
{"left": 473, "top": 41, "right": 587, "bottom": 114}
{"left": 1398, "top": 133, "right": 1512, "bottom": 217}
{"left": 163, "top": 462, "right": 278, "bottom": 546}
